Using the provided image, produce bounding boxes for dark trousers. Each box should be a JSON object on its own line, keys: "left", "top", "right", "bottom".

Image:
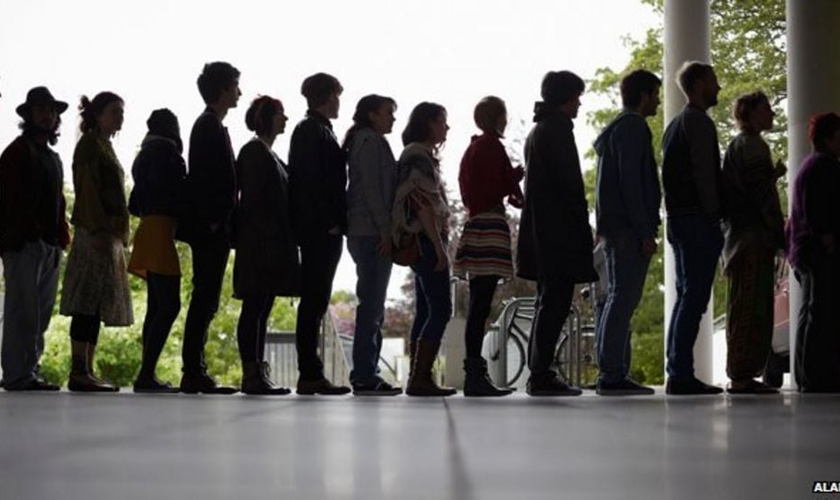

{"left": 295, "top": 233, "right": 343, "bottom": 380}
{"left": 409, "top": 236, "right": 452, "bottom": 344}
{"left": 465, "top": 275, "right": 499, "bottom": 359}
{"left": 795, "top": 252, "right": 840, "bottom": 391}
{"left": 183, "top": 235, "right": 230, "bottom": 373}
{"left": 237, "top": 294, "right": 274, "bottom": 364}
{"left": 666, "top": 215, "right": 723, "bottom": 379}
{"left": 70, "top": 314, "right": 101, "bottom": 344}
{"left": 528, "top": 274, "right": 574, "bottom": 381}
{"left": 139, "top": 272, "right": 181, "bottom": 378}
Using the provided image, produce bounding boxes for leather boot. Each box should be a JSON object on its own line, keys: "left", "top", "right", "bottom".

{"left": 463, "top": 357, "right": 512, "bottom": 397}
{"left": 68, "top": 341, "right": 118, "bottom": 392}
{"left": 406, "top": 339, "right": 456, "bottom": 397}
{"left": 241, "top": 361, "right": 290, "bottom": 395}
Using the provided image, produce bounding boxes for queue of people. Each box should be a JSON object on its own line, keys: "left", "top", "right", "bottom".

{"left": 0, "top": 59, "right": 837, "bottom": 397}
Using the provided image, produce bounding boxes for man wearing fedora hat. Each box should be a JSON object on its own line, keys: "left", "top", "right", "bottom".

{"left": 0, "top": 86, "right": 70, "bottom": 391}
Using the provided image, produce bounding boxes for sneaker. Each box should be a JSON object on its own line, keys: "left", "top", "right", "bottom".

{"left": 665, "top": 377, "right": 723, "bottom": 395}
{"left": 526, "top": 374, "right": 582, "bottom": 397}
{"left": 353, "top": 380, "right": 403, "bottom": 396}
{"left": 597, "top": 378, "right": 655, "bottom": 396}
{"left": 297, "top": 378, "right": 351, "bottom": 396}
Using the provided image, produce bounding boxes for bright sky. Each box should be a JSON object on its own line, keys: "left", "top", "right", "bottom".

{"left": 0, "top": 0, "right": 658, "bottom": 300}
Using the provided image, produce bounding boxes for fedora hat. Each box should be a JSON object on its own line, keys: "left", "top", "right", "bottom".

{"left": 16, "top": 86, "right": 69, "bottom": 117}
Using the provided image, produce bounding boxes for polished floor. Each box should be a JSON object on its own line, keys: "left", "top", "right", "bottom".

{"left": 0, "top": 389, "right": 838, "bottom": 500}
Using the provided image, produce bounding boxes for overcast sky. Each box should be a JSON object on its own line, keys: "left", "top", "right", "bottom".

{"left": 0, "top": 0, "right": 658, "bottom": 300}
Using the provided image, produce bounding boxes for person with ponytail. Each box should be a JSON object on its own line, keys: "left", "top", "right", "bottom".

{"left": 127, "top": 108, "right": 186, "bottom": 393}
{"left": 60, "top": 92, "right": 132, "bottom": 392}
{"left": 343, "top": 94, "right": 402, "bottom": 396}
{"left": 232, "top": 96, "right": 299, "bottom": 395}
{"left": 394, "top": 102, "right": 456, "bottom": 397}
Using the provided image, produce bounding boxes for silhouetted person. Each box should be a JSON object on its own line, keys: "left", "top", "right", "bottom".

{"left": 179, "top": 62, "right": 241, "bottom": 394}
{"left": 343, "top": 94, "right": 402, "bottom": 396}
{"left": 0, "top": 87, "right": 70, "bottom": 391}
{"left": 396, "top": 102, "right": 456, "bottom": 397}
{"left": 662, "top": 61, "right": 724, "bottom": 395}
{"left": 233, "top": 96, "right": 299, "bottom": 395}
{"left": 593, "top": 69, "right": 662, "bottom": 396}
{"left": 720, "top": 92, "right": 785, "bottom": 394}
{"left": 453, "top": 96, "right": 522, "bottom": 397}
{"left": 127, "top": 109, "right": 186, "bottom": 393}
{"left": 287, "top": 73, "right": 350, "bottom": 395}
{"left": 517, "top": 71, "right": 597, "bottom": 397}
{"left": 60, "top": 92, "right": 132, "bottom": 392}
{"left": 786, "top": 112, "right": 840, "bottom": 393}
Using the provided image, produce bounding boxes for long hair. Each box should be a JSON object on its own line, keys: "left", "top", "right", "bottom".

{"left": 401, "top": 102, "right": 446, "bottom": 147}
{"left": 342, "top": 94, "right": 396, "bottom": 151}
{"left": 19, "top": 115, "right": 62, "bottom": 146}
{"left": 79, "top": 91, "right": 123, "bottom": 134}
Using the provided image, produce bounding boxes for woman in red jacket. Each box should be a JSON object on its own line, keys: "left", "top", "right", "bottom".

{"left": 454, "top": 96, "right": 523, "bottom": 396}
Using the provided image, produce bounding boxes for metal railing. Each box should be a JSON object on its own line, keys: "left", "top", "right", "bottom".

{"left": 263, "top": 309, "right": 351, "bottom": 388}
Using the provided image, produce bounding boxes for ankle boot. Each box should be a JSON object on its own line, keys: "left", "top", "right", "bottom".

{"left": 86, "top": 342, "right": 116, "bottom": 389}
{"left": 463, "top": 357, "right": 512, "bottom": 397}
{"left": 406, "top": 339, "right": 456, "bottom": 397}
{"left": 68, "top": 342, "right": 118, "bottom": 392}
{"left": 241, "top": 362, "right": 290, "bottom": 395}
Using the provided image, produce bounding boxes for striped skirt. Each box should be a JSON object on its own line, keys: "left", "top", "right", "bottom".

{"left": 453, "top": 207, "right": 514, "bottom": 279}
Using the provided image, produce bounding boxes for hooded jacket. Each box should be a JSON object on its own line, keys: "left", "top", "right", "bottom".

{"left": 594, "top": 110, "right": 661, "bottom": 240}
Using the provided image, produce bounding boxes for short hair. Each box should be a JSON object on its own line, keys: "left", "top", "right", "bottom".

{"left": 677, "top": 61, "right": 714, "bottom": 96}
{"left": 78, "top": 91, "right": 123, "bottom": 134}
{"left": 733, "top": 91, "right": 769, "bottom": 131}
{"left": 620, "top": 70, "right": 662, "bottom": 108}
{"left": 473, "top": 96, "right": 507, "bottom": 134}
{"left": 301, "top": 72, "right": 342, "bottom": 109}
{"left": 245, "top": 95, "right": 283, "bottom": 137}
{"left": 540, "top": 70, "right": 585, "bottom": 106}
{"left": 197, "top": 62, "right": 240, "bottom": 105}
{"left": 402, "top": 102, "right": 446, "bottom": 147}
{"left": 808, "top": 112, "right": 840, "bottom": 150}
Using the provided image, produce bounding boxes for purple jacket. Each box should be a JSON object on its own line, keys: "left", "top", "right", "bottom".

{"left": 785, "top": 151, "right": 840, "bottom": 271}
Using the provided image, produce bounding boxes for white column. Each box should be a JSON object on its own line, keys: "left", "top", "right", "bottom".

{"left": 663, "top": 0, "right": 714, "bottom": 382}
{"left": 785, "top": 0, "right": 840, "bottom": 389}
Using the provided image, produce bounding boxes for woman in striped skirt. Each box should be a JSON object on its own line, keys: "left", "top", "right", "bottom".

{"left": 454, "top": 96, "right": 524, "bottom": 396}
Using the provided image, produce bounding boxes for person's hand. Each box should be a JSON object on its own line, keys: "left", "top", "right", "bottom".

{"left": 512, "top": 165, "right": 525, "bottom": 181}
{"left": 377, "top": 236, "right": 392, "bottom": 257}
{"left": 641, "top": 238, "right": 658, "bottom": 256}
{"left": 508, "top": 193, "right": 524, "bottom": 209}
{"left": 774, "top": 159, "right": 787, "bottom": 179}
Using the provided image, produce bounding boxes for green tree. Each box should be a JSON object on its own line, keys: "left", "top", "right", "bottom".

{"left": 586, "top": 0, "right": 787, "bottom": 384}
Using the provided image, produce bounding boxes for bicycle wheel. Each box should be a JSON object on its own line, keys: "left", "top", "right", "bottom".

{"left": 555, "top": 326, "right": 599, "bottom": 387}
{"left": 506, "top": 333, "right": 526, "bottom": 386}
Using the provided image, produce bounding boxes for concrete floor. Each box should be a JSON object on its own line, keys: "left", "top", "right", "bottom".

{"left": 0, "top": 390, "right": 838, "bottom": 500}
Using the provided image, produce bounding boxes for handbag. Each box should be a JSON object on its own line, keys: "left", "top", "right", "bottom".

{"left": 392, "top": 232, "right": 420, "bottom": 266}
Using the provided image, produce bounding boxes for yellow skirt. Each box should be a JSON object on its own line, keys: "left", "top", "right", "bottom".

{"left": 128, "top": 215, "right": 180, "bottom": 279}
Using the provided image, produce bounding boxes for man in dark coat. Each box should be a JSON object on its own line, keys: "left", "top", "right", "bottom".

{"left": 517, "top": 71, "right": 598, "bottom": 396}
{"left": 179, "top": 62, "right": 241, "bottom": 394}
{"left": 0, "top": 87, "right": 70, "bottom": 390}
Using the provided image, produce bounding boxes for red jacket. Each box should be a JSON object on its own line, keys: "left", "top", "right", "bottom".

{"left": 458, "top": 134, "right": 522, "bottom": 217}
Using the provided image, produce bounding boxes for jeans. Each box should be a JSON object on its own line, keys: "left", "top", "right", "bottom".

{"left": 528, "top": 274, "right": 574, "bottom": 380}
{"left": 237, "top": 294, "right": 274, "bottom": 364}
{"left": 1, "top": 241, "right": 60, "bottom": 388}
{"left": 666, "top": 215, "right": 723, "bottom": 379}
{"left": 183, "top": 235, "right": 230, "bottom": 373}
{"left": 296, "top": 232, "right": 343, "bottom": 380}
{"left": 140, "top": 272, "right": 181, "bottom": 377}
{"left": 597, "top": 233, "right": 651, "bottom": 384}
{"left": 409, "top": 236, "right": 451, "bottom": 344}
{"left": 347, "top": 236, "right": 393, "bottom": 385}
